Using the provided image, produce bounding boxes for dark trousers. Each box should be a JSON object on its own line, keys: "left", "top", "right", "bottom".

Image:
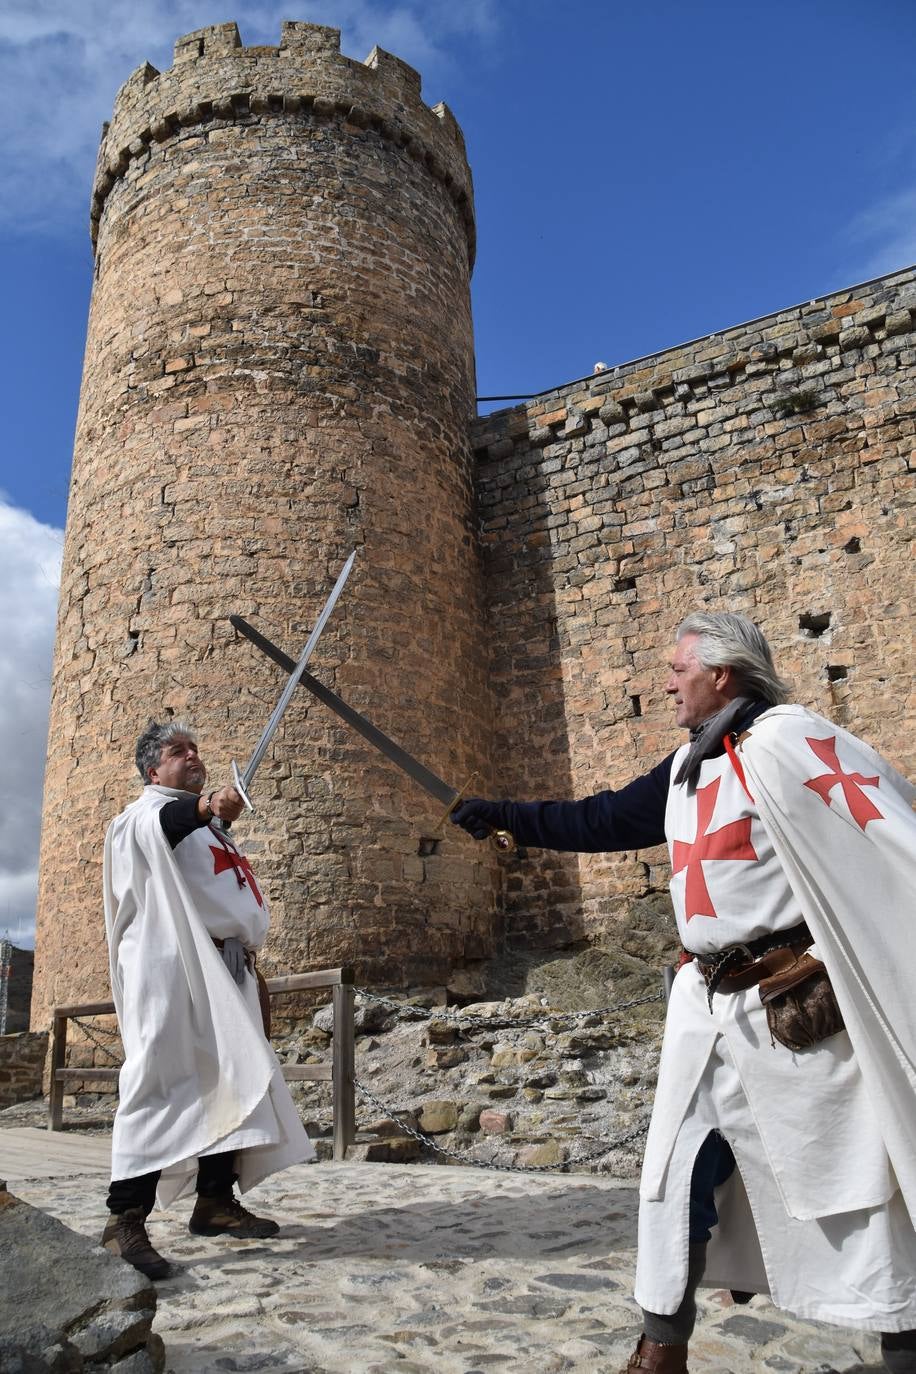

{"left": 689, "top": 1130, "right": 736, "bottom": 1242}
{"left": 107, "top": 1150, "right": 237, "bottom": 1215}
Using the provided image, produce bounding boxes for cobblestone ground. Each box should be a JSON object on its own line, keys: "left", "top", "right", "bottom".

{"left": 12, "top": 1159, "right": 885, "bottom": 1374}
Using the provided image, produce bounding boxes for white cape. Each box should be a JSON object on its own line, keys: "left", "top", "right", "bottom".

{"left": 103, "top": 787, "right": 313, "bottom": 1206}
{"left": 636, "top": 707, "right": 916, "bottom": 1324}
{"left": 739, "top": 706, "right": 916, "bottom": 1221}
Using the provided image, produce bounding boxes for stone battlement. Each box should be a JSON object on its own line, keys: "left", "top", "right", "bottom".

{"left": 91, "top": 21, "right": 474, "bottom": 259}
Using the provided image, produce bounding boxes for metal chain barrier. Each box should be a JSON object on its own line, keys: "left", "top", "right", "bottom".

{"left": 66, "top": 987, "right": 661, "bottom": 1174}
{"left": 354, "top": 1075, "right": 650, "bottom": 1173}
{"left": 72, "top": 1014, "right": 124, "bottom": 1066}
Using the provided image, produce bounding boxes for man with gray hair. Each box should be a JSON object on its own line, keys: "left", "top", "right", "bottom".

{"left": 101, "top": 720, "right": 313, "bottom": 1280}
{"left": 453, "top": 613, "right": 916, "bottom": 1373}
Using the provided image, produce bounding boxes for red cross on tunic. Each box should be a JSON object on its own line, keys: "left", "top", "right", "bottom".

{"left": 672, "top": 775, "right": 758, "bottom": 921}
{"left": 209, "top": 842, "right": 264, "bottom": 908}
{"left": 803, "top": 735, "right": 883, "bottom": 830}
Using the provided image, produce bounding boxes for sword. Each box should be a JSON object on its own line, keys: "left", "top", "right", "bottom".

{"left": 215, "top": 552, "right": 356, "bottom": 829}
{"left": 229, "top": 613, "right": 515, "bottom": 852}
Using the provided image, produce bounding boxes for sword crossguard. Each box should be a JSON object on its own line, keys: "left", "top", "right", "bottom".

{"left": 434, "top": 771, "right": 480, "bottom": 834}
{"left": 231, "top": 759, "right": 255, "bottom": 812}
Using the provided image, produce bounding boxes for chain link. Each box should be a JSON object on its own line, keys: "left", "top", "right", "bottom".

{"left": 66, "top": 991, "right": 658, "bottom": 1173}
{"left": 354, "top": 1076, "right": 650, "bottom": 1173}
{"left": 71, "top": 1015, "right": 124, "bottom": 1067}
{"left": 354, "top": 986, "right": 664, "bottom": 1034}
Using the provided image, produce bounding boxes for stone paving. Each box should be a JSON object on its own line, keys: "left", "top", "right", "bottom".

{"left": 10, "top": 1152, "right": 886, "bottom": 1374}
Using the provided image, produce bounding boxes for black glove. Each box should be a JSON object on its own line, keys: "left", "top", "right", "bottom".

{"left": 220, "top": 937, "right": 248, "bottom": 986}
{"left": 450, "top": 797, "right": 505, "bottom": 841}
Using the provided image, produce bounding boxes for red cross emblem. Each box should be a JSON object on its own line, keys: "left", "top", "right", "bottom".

{"left": 209, "top": 843, "right": 264, "bottom": 907}
{"left": 672, "top": 776, "right": 758, "bottom": 920}
{"left": 803, "top": 735, "right": 883, "bottom": 830}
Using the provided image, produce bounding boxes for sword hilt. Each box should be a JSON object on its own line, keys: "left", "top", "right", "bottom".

{"left": 210, "top": 761, "right": 255, "bottom": 835}
{"left": 231, "top": 758, "right": 255, "bottom": 812}
{"left": 437, "top": 773, "right": 516, "bottom": 854}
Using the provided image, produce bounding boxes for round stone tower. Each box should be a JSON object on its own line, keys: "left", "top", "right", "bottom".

{"left": 33, "top": 21, "right": 497, "bottom": 1026}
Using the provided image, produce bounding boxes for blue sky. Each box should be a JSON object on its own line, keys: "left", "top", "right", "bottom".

{"left": 2, "top": 0, "right": 915, "bottom": 946}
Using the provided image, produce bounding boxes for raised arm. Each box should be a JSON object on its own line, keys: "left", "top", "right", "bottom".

{"left": 451, "top": 752, "right": 675, "bottom": 853}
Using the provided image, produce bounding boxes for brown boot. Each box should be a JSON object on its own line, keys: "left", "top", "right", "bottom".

{"left": 101, "top": 1207, "right": 172, "bottom": 1280}
{"left": 188, "top": 1192, "right": 279, "bottom": 1239}
{"left": 621, "top": 1334, "right": 689, "bottom": 1372}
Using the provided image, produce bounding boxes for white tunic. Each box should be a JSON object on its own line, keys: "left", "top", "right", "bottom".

{"left": 635, "top": 708, "right": 916, "bottom": 1331}
{"left": 103, "top": 785, "right": 314, "bottom": 1206}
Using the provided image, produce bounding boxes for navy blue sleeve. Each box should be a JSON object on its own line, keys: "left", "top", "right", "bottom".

{"left": 158, "top": 795, "right": 209, "bottom": 850}
{"left": 495, "top": 752, "right": 675, "bottom": 852}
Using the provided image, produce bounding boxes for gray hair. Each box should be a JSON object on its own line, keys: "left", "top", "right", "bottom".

{"left": 677, "top": 612, "right": 790, "bottom": 706}
{"left": 135, "top": 719, "right": 197, "bottom": 783}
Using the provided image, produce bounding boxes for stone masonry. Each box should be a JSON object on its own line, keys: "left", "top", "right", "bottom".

{"left": 471, "top": 269, "right": 915, "bottom": 948}
{"left": 0, "top": 942, "right": 33, "bottom": 1033}
{"left": 34, "top": 22, "right": 497, "bottom": 1030}
{"left": 0, "top": 1032, "right": 47, "bottom": 1109}
{"left": 33, "top": 21, "right": 914, "bottom": 1028}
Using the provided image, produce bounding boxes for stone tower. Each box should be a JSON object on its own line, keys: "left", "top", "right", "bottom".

{"left": 33, "top": 21, "right": 497, "bottom": 1027}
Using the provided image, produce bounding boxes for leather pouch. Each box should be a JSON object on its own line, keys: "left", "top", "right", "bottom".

{"left": 758, "top": 951, "right": 845, "bottom": 1051}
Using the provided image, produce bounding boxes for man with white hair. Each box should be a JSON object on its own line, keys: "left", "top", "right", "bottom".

{"left": 100, "top": 720, "right": 313, "bottom": 1280}
{"left": 453, "top": 613, "right": 916, "bottom": 1373}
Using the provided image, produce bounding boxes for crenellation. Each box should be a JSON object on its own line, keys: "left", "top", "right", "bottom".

{"left": 90, "top": 23, "right": 475, "bottom": 258}
{"left": 364, "top": 45, "right": 422, "bottom": 97}
{"left": 174, "top": 23, "right": 242, "bottom": 62}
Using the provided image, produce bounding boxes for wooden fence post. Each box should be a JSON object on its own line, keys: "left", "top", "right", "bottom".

{"left": 48, "top": 1013, "right": 68, "bottom": 1131}
{"left": 332, "top": 969, "right": 356, "bottom": 1161}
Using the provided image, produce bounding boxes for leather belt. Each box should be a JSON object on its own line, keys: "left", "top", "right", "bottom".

{"left": 714, "top": 938, "right": 814, "bottom": 994}
{"left": 692, "top": 921, "right": 812, "bottom": 1006}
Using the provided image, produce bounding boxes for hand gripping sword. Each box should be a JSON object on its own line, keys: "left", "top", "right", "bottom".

{"left": 229, "top": 613, "right": 515, "bottom": 852}
{"left": 213, "top": 552, "right": 356, "bottom": 831}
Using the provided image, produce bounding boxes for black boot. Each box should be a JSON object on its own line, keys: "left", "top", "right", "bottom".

{"left": 188, "top": 1191, "right": 279, "bottom": 1238}
{"left": 101, "top": 1207, "right": 172, "bottom": 1280}
{"left": 881, "top": 1331, "right": 916, "bottom": 1374}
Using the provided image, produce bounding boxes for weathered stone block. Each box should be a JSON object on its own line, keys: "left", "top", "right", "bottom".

{"left": 0, "top": 1186, "right": 161, "bottom": 1371}
{"left": 418, "top": 1099, "right": 459, "bottom": 1133}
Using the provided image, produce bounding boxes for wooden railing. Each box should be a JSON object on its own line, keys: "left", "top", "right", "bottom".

{"left": 48, "top": 967, "right": 356, "bottom": 1161}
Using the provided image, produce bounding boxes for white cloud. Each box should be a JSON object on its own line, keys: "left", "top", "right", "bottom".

{"left": 841, "top": 185, "right": 916, "bottom": 282}
{"left": 0, "top": 0, "right": 498, "bottom": 234}
{"left": 0, "top": 498, "right": 63, "bottom": 950}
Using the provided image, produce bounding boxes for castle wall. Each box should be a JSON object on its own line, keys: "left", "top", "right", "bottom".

{"left": 471, "top": 269, "right": 915, "bottom": 950}
{"left": 33, "top": 23, "right": 498, "bottom": 1028}
{"left": 0, "top": 1032, "right": 47, "bottom": 1108}
{"left": 0, "top": 944, "right": 33, "bottom": 1035}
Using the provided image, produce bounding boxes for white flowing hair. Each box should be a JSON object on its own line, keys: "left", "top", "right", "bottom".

{"left": 135, "top": 718, "right": 197, "bottom": 782}
{"left": 677, "top": 612, "right": 790, "bottom": 705}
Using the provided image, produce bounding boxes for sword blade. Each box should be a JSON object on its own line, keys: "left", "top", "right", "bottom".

{"left": 230, "top": 614, "right": 457, "bottom": 808}
{"left": 239, "top": 551, "right": 356, "bottom": 792}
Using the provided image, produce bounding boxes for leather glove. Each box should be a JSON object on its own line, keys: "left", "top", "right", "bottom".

{"left": 220, "top": 937, "right": 248, "bottom": 986}
{"left": 450, "top": 798, "right": 504, "bottom": 841}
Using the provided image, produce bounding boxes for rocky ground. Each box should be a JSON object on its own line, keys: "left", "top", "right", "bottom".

{"left": 7, "top": 1160, "right": 886, "bottom": 1374}
{"left": 36, "top": 940, "right": 671, "bottom": 1175}
{"left": 2, "top": 934, "right": 890, "bottom": 1373}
